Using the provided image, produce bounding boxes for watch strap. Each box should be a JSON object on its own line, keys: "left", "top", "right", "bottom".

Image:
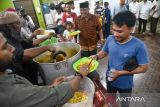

{"left": 75, "top": 72, "right": 83, "bottom": 79}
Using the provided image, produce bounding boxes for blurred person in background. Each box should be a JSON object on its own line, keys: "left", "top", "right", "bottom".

{"left": 138, "top": 0, "right": 152, "bottom": 35}
{"left": 63, "top": 21, "right": 75, "bottom": 42}
{"left": 113, "top": 0, "right": 128, "bottom": 17}
{"left": 69, "top": 0, "right": 80, "bottom": 16}
{"left": 149, "top": 0, "right": 160, "bottom": 35}
{"left": 103, "top": 2, "right": 111, "bottom": 38}
{"left": 18, "top": 8, "right": 35, "bottom": 36}
{"left": 54, "top": 4, "right": 65, "bottom": 41}
{"left": 75, "top": 1, "right": 104, "bottom": 80}
{"left": 62, "top": 2, "right": 77, "bottom": 25}
{"left": 129, "top": 0, "right": 140, "bottom": 33}
{"left": 94, "top": 1, "right": 104, "bottom": 16}
{"left": 54, "top": 5, "right": 63, "bottom": 27}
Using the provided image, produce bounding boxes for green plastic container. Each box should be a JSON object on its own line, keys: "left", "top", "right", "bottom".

{"left": 50, "top": 37, "right": 58, "bottom": 44}
{"left": 39, "top": 39, "right": 50, "bottom": 46}
{"left": 39, "top": 37, "right": 58, "bottom": 46}
{"left": 73, "top": 57, "right": 99, "bottom": 73}
{"left": 69, "top": 30, "right": 81, "bottom": 36}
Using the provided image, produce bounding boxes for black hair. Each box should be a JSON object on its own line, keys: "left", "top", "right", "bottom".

{"left": 65, "top": 21, "right": 73, "bottom": 27}
{"left": 104, "top": 2, "right": 109, "bottom": 5}
{"left": 69, "top": 1, "right": 74, "bottom": 5}
{"left": 55, "top": 5, "right": 62, "bottom": 10}
{"left": 58, "top": 2, "right": 65, "bottom": 6}
{"left": 50, "top": 3, "right": 55, "bottom": 10}
{"left": 113, "top": 11, "right": 136, "bottom": 28}
{"left": 65, "top": 2, "right": 72, "bottom": 6}
{"left": 19, "top": 8, "right": 26, "bottom": 16}
{"left": 23, "top": 14, "right": 28, "bottom": 19}
{"left": 96, "top": 1, "right": 99, "bottom": 4}
{"left": 0, "top": 24, "right": 12, "bottom": 39}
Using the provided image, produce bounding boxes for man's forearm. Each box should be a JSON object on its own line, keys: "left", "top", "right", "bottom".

{"left": 33, "top": 36, "right": 49, "bottom": 46}
{"left": 119, "top": 64, "right": 149, "bottom": 75}
{"left": 69, "top": 76, "right": 82, "bottom": 92}
{"left": 30, "top": 33, "right": 36, "bottom": 39}
{"left": 23, "top": 46, "right": 50, "bottom": 61}
{"left": 96, "top": 51, "right": 108, "bottom": 60}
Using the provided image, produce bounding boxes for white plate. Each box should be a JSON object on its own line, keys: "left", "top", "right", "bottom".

{"left": 37, "top": 30, "right": 55, "bottom": 39}
{"left": 45, "top": 30, "right": 55, "bottom": 33}
{"left": 37, "top": 35, "right": 45, "bottom": 39}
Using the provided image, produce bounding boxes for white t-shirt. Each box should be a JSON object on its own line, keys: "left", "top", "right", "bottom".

{"left": 20, "top": 15, "right": 35, "bottom": 36}
{"left": 54, "top": 12, "right": 63, "bottom": 26}
{"left": 50, "top": 9, "right": 57, "bottom": 27}
{"left": 150, "top": 0, "right": 160, "bottom": 18}
{"left": 63, "top": 30, "right": 75, "bottom": 43}
{"left": 20, "top": 27, "right": 31, "bottom": 39}
{"left": 44, "top": 13, "right": 54, "bottom": 25}
{"left": 139, "top": 1, "right": 152, "bottom": 20}
{"left": 129, "top": 1, "right": 140, "bottom": 19}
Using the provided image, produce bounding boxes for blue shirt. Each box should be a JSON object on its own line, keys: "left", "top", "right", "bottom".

{"left": 102, "top": 35, "right": 149, "bottom": 89}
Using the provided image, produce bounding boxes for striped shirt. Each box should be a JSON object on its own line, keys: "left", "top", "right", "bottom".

{"left": 75, "top": 13, "right": 102, "bottom": 51}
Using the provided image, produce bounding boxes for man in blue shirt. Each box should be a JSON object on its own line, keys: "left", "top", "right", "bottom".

{"left": 91, "top": 11, "right": 149, "bottom": 107}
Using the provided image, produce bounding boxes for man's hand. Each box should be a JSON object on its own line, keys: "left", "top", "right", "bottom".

{"left": 49, "top": 76, "right": 66, "bottom": 87}
{"left": 45, "top": 32, "right": 54, "bottom": 39}
{"left": 90, "top": 55, "right": 98, "bottom": 60}
{"left": 47, "top": 45, "right": 57, "bottom": 53}
{"left": 98, "top": 39, "right": 105, "bottom": 45}
{"left": 78, "top": 64, "right": 90, "bottom": 77}
{"left": 104, "top": 19, "right": 107, "bottom": 24}
{"left": 109, "top": 70, "right": 121, "bottom": 81}
{"left": 32, "top": 28, "right": 44, "bottom": 38}
{"left": 53, "top": 76, "right": 67, "bottom": 86}
{"left": 68, "top": 36, "right": 74, "bottom": 41}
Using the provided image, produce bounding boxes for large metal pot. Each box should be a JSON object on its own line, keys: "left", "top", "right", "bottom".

{"left": 34, "top": 42, "right": 81, "bottom": 85}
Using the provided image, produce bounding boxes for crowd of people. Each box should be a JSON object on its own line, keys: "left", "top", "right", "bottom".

{"left": 50, "top": 0, "right": 160, "bottom": 43}
{"left": 0, "top": 0, "right": 158, "bottom": 106}
{"left": 128, "top": 0, "right": 159, "bottom": 35}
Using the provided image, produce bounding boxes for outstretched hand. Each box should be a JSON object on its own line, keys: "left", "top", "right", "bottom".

{"left": 34, "top": 28, "right": 44, "bottom": 35}
{"left": 89, "top": 55, "right": 97, "bottom": 60}
{"left": 47, "top": 45, "right": 58, "bottom": 53}
{"left": 108, "top": 70, "right": 121, "bottom": 81}
{"left": 51, "top": 76, "right": 67, "bottom": 87}
{"left": 46, "top": 32, "right": 55, "bottom": 39}
{"left": 78, "top": 63, "right": 90, "bottom": 77}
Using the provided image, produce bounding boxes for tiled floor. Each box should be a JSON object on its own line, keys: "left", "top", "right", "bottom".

{"left": 97, "top": 31, "right": 160, "bottom": 107}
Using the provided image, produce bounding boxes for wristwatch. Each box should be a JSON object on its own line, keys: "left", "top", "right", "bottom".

{"left": 96, "top": 54, "right": 99, "bottom": 60}
{"left": 75, "top": 72, "right": 83, "bottom": 79}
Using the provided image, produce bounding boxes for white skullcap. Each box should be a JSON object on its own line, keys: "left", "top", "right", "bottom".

{"left": 0, "top": 11, "right": 20, "bottom": 25}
